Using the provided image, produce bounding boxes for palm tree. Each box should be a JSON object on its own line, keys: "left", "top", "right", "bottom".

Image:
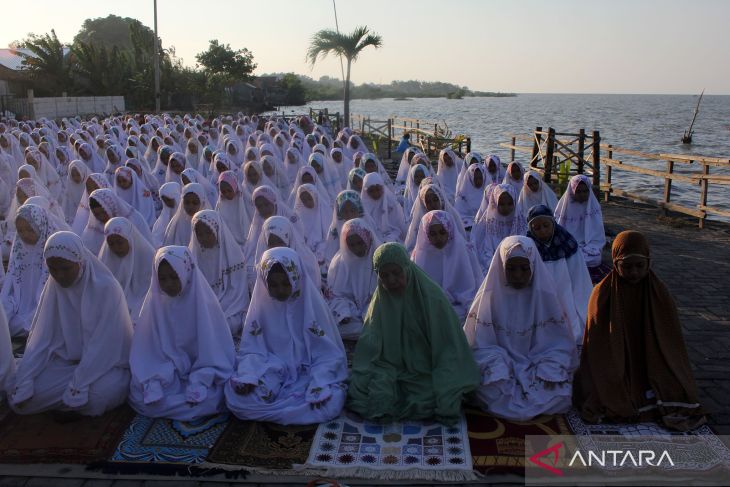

{"left": 307, "top": 26, "right": 382, "bottom": 127}
{"left": 15, "top": 29, "right": 73, "bottom": 95}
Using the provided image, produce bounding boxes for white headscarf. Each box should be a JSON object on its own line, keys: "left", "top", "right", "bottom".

{"left": 189, "top": 210, "right": 250, "bottom": 335}
{"left": 10, "top": 231, "right": 133, "bottom": 409}
{"left": 361, "top": 172, "right": 406, "bottom": 243}
{"left": 485, "top": 155, "right": 506, "bottom": 185}
{"left": 254, "top": 215, "right": 322, "bottom": 290}
{"left": 151, "top": 181, "right": 181, "bottom": 247}
{"left": 396, "top": 147, "right": 420, "bottom": 186}
{"left": 455, "top": 163, "right": 487, "bottom": 225}
{"left": 162, "top": 182, "right": 211, "bottom": 247}
{"left": 99, "top": 217, "right": 155, "bottom": 321}
{"left": 82, "top": 188, "right": 153, "bottom": 255}
{"left": 502, "top": 161, "right": 525, "bottom": 195}
{"left": 131, "top": 246, "right": 235, "bottom": 405}
{"left": 404, "top": 182, "right": 465, "bottom": 252}
{"left": 412, "top": 210, "right": 482, "bottom": 319}
{"left": 403, "top": 164, "right": 428, "bottom": 222}
{"left": 114, "top": 166, "right": 156, "bottom": 228}
{"left": 456, "top": 151, "right": 483, "bottom": 190}
{"left": 287, "top": 166, "right": 332, "bottom": 209}
{"left": 293, "top": 183, "right": 330, "bottom": 260}
{"left": 436, "top": 148, "right": 461, "bottom": 203}
{"left": 554, "top": 175, "right": 605, "bottom": 267}
{"left": 518, "top": 170, "right": 558, "bottom": 215}
{"left": 309, "top": 152, "right": 341, "bottom": 202}
{"left": 231, "top": 247, "right": 347, "bottom": 414}
{"left": 182, "top": 167, "right": 217, "bottom": 209}
{"left": 71, "top": 173, "right": 111, "bottom": 236}
{"left": 62, "top": 160, "right": 90, "bottom": 225}
{"left": 284, "top": 147, "right": 305, "bottom": 186}
{"left": 471, "top": 183, "right": 528, "bottom": 270}
{"left": 463, "top": 236, "right": 577, "bottom": 421}
{"left": 215, "top": 171, "right": 251, "bottom": 250}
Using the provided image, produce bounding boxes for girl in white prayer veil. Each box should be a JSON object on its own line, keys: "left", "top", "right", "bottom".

{"left": 455, "top": 163, "right": 487, "bottom": 230}
{"left": 77, "top": 142, "right": 106, "bottom": 174}
{"left": 395, "top": 147, "right": 420, "bottom": 188}
{"left": 464, "top": 236, "right": 577, "bottom": 421}
{"left": 1, "top": 204, "right": 63, "bottom": 336}
{"left": 502, "top": 161, "right": 525, "bottom": 196}
{"left": 71, "top": 173, "right": 111, "bottom": 236}
{"left": 436, "top": 148, "right": 461, "bottom": 204}
{"left": 0, "top": 307, "right": 13, "bottom": 400}
{"left": 114, "top": 166, "right": 156, "bottom": 228}
{"left": 225, "top": 247, "right": 347, "bottom": 425}
{"left": 287, "top": 166, "right": 331, "bottom": 209}
{"left": 254, "top": 215, "right": 322, "bottom": 291}
{"left": 412, "top": 210, "right": 482, "bottom": 321}
{"left": 189, "top": 210, "right": 249, "bottom": 335}
{"left": 554, "top": 174, "right": 606, "bottom": 269}
{"left": 83, "top": 188, "right": 153, "bottom": 255}
{"left": 242, "top": 160, "right": 276, "bottom": 199}
{"left": 404, "top": 183, "right": 465, "bottom": 252}
{"left": 456, "top": 151, "right": 483, "bottom": 190}
{"left": 361, "top": 172, "right": 406, "bottom": 243}
{"left": 99, "top": 217, "right": 155, "bottom": 321}
{"left": 325, "top": 218, "right": 381, "bottom": 340}
{"left": 308, "top": 152, "right": 340, "bottom": 202}
{"left": 162, "top": 183, "right": 210, "bottom": 247}
{"left": 293, "top": 184, "right": 331, "bottom": 263}
{"left": 215, "top": 171, "right": 251, "bottom": 251}
{"left": 284, "top": 147, "right": 304, "bottom": 186}
{"left": 260, "top": 154, "right": 289, "bottom": 201}
{"left": 9, "top": 231, "right": 132, "bottom": 416}
{"left": 182, "top": 167, "right": 217, "bottom": 208}
{"left": 129, "top": 246, "right": 234, "bottom": 421}
{"left": 403, "top": 164, "right": 428, "bottom": 223}
{"left": 152, "top": 182, "right": 181, "bottom": 247}
{"left": 518, "top": 170, "right": 558, "bottom": 215}
{"left": 471, "top": 184, "right": 527, "bottom": 271}
{"left": 62, "top": 160, "right": 90, "bottom": 225}
{"left": 25, "top": 149, "right": 62, "bottom": 201}
{"left": 485, "top": 155, "right": 506, "bottom": 185}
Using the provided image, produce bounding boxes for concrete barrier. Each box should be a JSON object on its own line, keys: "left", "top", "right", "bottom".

{"left": 28, "top": 96, "right": 125, "bottom": 119}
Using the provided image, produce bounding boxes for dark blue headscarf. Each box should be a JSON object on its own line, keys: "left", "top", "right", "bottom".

{"left": 526, "top": 205, "right": 579, "bottom": 262}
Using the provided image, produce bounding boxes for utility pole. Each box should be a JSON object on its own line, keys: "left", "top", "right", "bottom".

{"left": 153, "top": 0, "right": 161, "bottom": 113}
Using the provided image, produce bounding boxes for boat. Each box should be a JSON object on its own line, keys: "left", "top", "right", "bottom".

{"left": 682, "top": 89, "right": 704, "bottom": 144}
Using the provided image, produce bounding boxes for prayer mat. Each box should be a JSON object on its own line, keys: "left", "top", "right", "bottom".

{"left": 589, "top": 263, "right": 612, "bottom": 284}
{"left": 465, "top": 407, "right": 571, "bottom": 476}
{"left": 207, "top": 419, "right": 317, "bottom": 471}
{"left": 0, "top": 404, "right": 134, "bottom": 464}
{"left": 301, "top": 410, "right": 477, "bottom": 481}
{"left": 566, "top": 409, "right": 730, "bottom": 472}
{"left": 108, "top": 412, "right": 229, "bottom": 464}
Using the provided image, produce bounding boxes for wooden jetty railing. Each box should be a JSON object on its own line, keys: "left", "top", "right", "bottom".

{"left": 502, "top": 127, "right": 730, "bottom": 228}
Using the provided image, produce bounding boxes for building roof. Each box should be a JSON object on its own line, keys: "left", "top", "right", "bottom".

{"left": 0, "top": 47, "right": 71, "bottom": 71}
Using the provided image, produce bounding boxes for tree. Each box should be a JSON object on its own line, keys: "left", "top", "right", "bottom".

{"left": 281, "top": 73, "right": 306, "bottom": 105}
{"left": 195, "top": 40, "right": 256, "bottom": 108}
{"left": 306, "top": 26, "right": 382, "bottom": 127}
{"left": 15, "top": 29, "right": 73, "bottom": 95}
{"left": 73, "top": 15, "right": 153, "bottom": 52}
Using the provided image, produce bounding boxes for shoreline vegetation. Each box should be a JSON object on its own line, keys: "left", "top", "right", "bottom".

{"left": 266, "top": 73, "right": 516, "bottom": 103}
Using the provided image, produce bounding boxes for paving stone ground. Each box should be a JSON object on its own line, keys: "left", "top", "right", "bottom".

{"left": 2, "top": 197, "right": 729, "bottom": 486}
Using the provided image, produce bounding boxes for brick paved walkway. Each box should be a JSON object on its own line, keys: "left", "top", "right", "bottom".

{"left": 2, "top": 197, "right": 729, "bottom": 486}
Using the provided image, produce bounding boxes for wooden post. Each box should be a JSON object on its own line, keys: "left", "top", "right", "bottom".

{"left": 604, "top": 145, "right": 613, "bottom": 202}
{"left": 466, "top": 137, "right": 471, "bottom": 154}
{"left": 387, "top": 118, "right": 392, "bottom": 160}
{"left": 592, "top": 130, "right": 601, "bottom": 192}
{"left": 699, "top": 164, "right": 709, "bottom": 228}
{"left": 416, "top": 120, "right": 420, "bottom": 145}
{"left": 531, "top": 126, "right": 543, "bottom": 168}
{"left": 662, "top": 159, "right": 675, "bottom": 214}
{"left": 510, "top": 136, "right": 516, "bottom": 162}
{"left": 543, "top": 128, "right": 555, "bottom": 183}
{"left": 577, "top": 128, "right": 585, "bottom": 174}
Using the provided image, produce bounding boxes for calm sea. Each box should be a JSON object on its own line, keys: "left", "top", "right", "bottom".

{"left": 274, "top": 94, "right": 730, "bottom": 217}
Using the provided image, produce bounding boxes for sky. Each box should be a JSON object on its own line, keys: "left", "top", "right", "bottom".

{"left": 2, "top": 0, "right": 729, "bottom": 95}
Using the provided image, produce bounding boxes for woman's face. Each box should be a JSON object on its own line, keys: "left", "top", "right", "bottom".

{"left": 300, "top": 191, "right": 315, "bottom": 209}
{"left": 266, "top": 268, "right": 292, "bottom": 302}
{"left": 340, "top": 200, "right": 359, "bottom": 221}
{"left": 267, "top": 233, "right": 287, "bottom": 249}
{"left": 346, "top": 234, "right": 368, "bottom": 257}
{"left": 505, "top": 256, "right": 532, "bottom": 289}
{"left": 616, "top": 255, "right": 650, "bottom": 284}
{"left": 70, "top": 167, "right": 83, "bottom": 184}
{"left": 85, "top": 178, "right": 99, "bottom": 195}
{"left": 194, "top": 221, "right": 218, "bottom": 249}
{"left": 424, "top": 189, "right": 442, "bottom": 211}
{"left": 106, "top": 234, "right": 130, "bottom": 258}
{"left": 427, "top": 222, "right": 449, "bottom": 249}
{"left": 573, "top": 181, "right": 590, "bottom": 203}
{"left": 91, "top": 201, "right": 111, "bottom": 223}
{"left": 161, "top": 195, "right": 177, "bottom": 209}
{"left": 351, "top": 175, "right": 363, "bottom": 193}
{"left": 262, "top": 160, "right": 274, "bottom": 177}
{"left": 378, "top": 262, "right": 407, "bottom": 296}
{"left": 364, "top": 160, "right": 377, "bottom": 173}
{"left": 527, "top": 175, "right": 540, "bottom": 193}
{"left": 255, "top": 196, "right": 276, "bottom": 219}
{"left": 311, "top": 160, "right": 323, "bottom": 174}
{"left": 473, "top": 169, "right": 484, "bottom": 188}
{"left": 366, "top": 184, "right": 384, "bottom": 201}
{"left": 170, "top": 157, "right": 185, "bottom": 175}
{"left": 246, "top": 166, "right": 260, "bottom": 185}
{"left": 529, "top": 216, "right": 554, "bottom": 243}
{"left": 116, "top": 173, "right": 132, "bottom": 190}
{"left": 47, "top": 256, "right": 81, "bottom": 288}
{"left": 107, "top": 148, "right": 119, "bottom": 164}
{"left": 219, "top": 181, "right": 235, "bottom": 200}
{"left": 157, "top": 259, "right": 182, "bottom": 297}
{"left": 332, "top": 151, "right": 342, "bottom": 163}
{"left": 443, "top": 152, "right": 453, "bottom": 167}
{"left": 413, "top": 169, "right": 426, "bottom": 187}
{"left": 497, "top": 192, "right": 515, "bottom": 217}
{"left": 510, "top": 164, "right": 522, "bottom": 180}
{"left": 183, "top": 193, "right": 201, "bottom": 216}
{"left": 16, "top": 216, "right": 39, "bottom": 246}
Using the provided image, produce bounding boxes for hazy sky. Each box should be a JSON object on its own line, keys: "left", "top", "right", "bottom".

{"left": 2, "top": 0, "right": 729, "bottom": 94}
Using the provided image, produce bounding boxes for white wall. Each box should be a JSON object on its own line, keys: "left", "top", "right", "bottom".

{"left": 30, "top": 96, "right": 125, "bottom": 119}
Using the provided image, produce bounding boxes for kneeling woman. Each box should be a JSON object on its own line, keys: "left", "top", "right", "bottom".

{"left": 574, "top": 231, "right": 705, "bottom": 431}
{"left": 226, "top": 247, "right": 347, "bottom": 425}
{"left": 347, "top": 242, "right": 479, "bottom": 425}
{"left": 464, "top": 236, "right": 578, "bottom": 421}
{"left": 129, "top": 246, "right": 235, "bottom": 421}
{"left": 9, "top": 231, "right": 132, "bottom": 416}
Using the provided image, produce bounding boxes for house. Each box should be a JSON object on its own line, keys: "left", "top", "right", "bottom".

{"left": 0, "top": 48, "right": 33, "bottom": 96}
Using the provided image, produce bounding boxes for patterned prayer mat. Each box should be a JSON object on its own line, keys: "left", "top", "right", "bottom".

{"left": 0, "top": 404, "right": 134, "bottom": 464}
{"left": 207, "top": 419, "right": 317, "bottom": 471}
{"left": 465, "top": 407, "right": 571, "bottom": 476}
{"left": 302, "top": 410, "right": 477, "bottom": 481}
{"left": 566, "top": 409, "right": 730, "bottom": 472}
{"left": 108, "top": 412, "right": 229, "bottom": 465}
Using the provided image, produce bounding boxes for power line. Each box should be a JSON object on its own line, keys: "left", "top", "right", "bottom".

{"left": 332, "top": 0, "right": 346, "bottom": 83}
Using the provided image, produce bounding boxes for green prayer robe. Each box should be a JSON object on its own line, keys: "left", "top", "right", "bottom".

{"left": 347, "top": 242, "right": 479, "bottom": 425}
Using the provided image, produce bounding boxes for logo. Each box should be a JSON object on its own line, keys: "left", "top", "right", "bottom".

{"left": 529, "top": 442, "right": 565, "bottom": 476}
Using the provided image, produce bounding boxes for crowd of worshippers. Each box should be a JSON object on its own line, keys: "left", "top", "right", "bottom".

{"left": 0, "top": 113, "right": 705, "bottom": 431}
